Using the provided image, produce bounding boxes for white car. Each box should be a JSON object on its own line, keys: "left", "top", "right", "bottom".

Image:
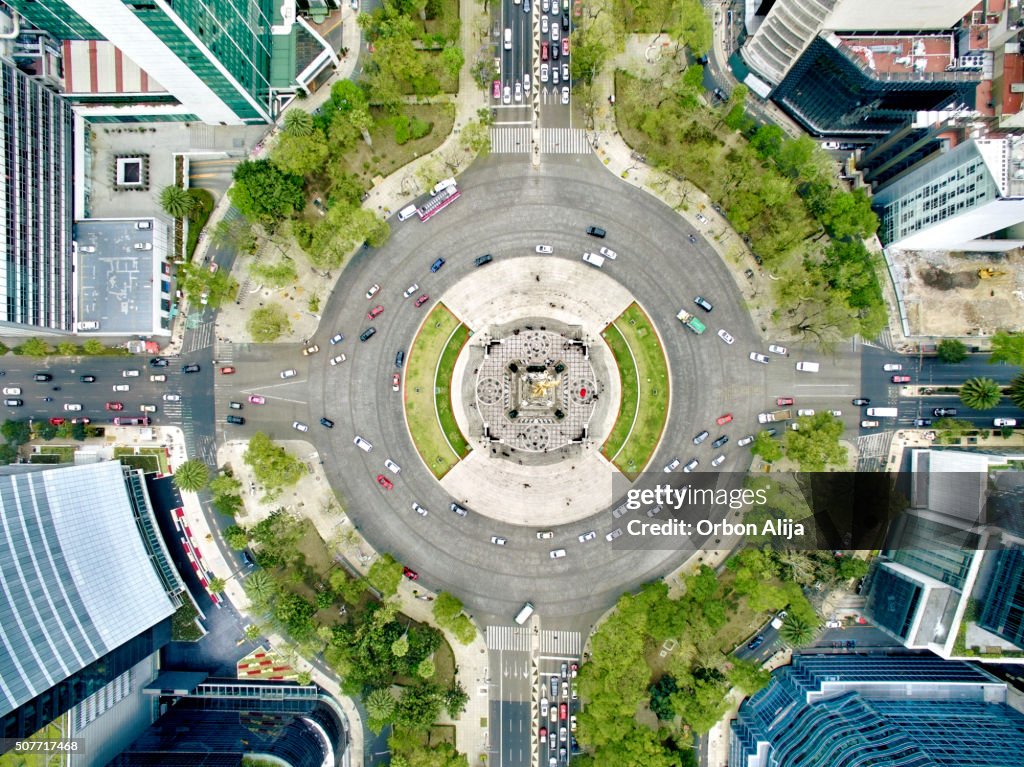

{"left": 412, "top": 502, "right": 429, "bottom": 516}
{"left": 663, "top": 458, "right": 680, "bottom": 472}
{"left": 542, "top": 15, "right": 548, "bottom": 33}
{"left": 292, "top": 421, "right": 309, "bottom": 432}
{"left": 365, "top": 283, "right": 381, "bottom": 299}
{"left": 354, "top": 436, "right": 373, "bottom": 452}
{"left": 883, "top": 363, "right": 902, "bottom": 371}
{"left": 749, "top": 352, "right": 769, "bottom": 364}
{"left": 1, "top": 387, "right": 20, "bottom": 396}
{"left": 150, "top": 374, "right": 166, "bottom": 382}
{"left": 551, "top": 23, "right": 559, "bottom": 41}
{"left": 140, "top": 404, "right": 157, "bottom": 413}
{"left": 552, "top": 67, "right": 559, "bottom": 85}
{"left": 536, "top": 244, "right": 553, "bottom": 254}
{"left": 598, "top": 246, "right": 617, "bottom": 260}
{"left": 330, "top": 354, "right": 347, "bottom": 365}
{"left": 711, "top": 454, "right": 725, "bottom": 467}
{"left": 514, "top": 81, "right": 522, "bottom": 102}
{"left": 384, "top": 458, "right": 401, "bottom": 474}
{"left": 578, "top": 530, "right": 597, "bottom": 542}
{"left": 768, "top": 344, "right": 787, "bottom": 355}
{"left": 503, "top": 85, "right": 511, "bottom": 104}
{"left": 561, "top": 86, "right": 569, "bottom": 105}
{"left": 524, "top": 73, "right": 531, "bottom": 95}
{"left": 403, "top": 283, "right": 419, "bottom": 298}
{"left": 606, "top": 528, "right": 623, "bottom": 542}
{"left": 542, "top": 0, "right": 548, "bottom": 10}
{"left": 717, "top": 329, "right": 735, "bottom": 345}
{"left": 280, "top": 369, "right": 298, "bottom": 379}
{"left": 562, "top": 63, "right": 569, "bottom": 81}
{"left": 797, "top": 409, "right": 815, "bottom": 417}
{"left": 163, "top": 394, "right": 181, "bottom": 402}
{"left": 537, "top": 530, "right": 555, "bottom": 539}
{"left": 113, "top": 384, "right": 130, "bottom": 392}
{"left": 737, "top": 435, "right": 754, "bottom": 447}
{"left": 122, "top": 369, "right": 140, "bottom": 377}
{"left": 540, "top": 63, "right": 549, "bottom": 83}
{"left": 63, "top": 403, "right": 82, "bottom": 411}
{"left": 683, "top": 458, "right": 699, "bottom": 472}
{"left": 994, "top": 418, "right": 1018, "bottom": 427}
{"left": 491, "top": 536, "right": 508, "bottom": 545}
{"left": 696, "top": 213, "right": 708, "bottom": 224}
{"left": 550, "top": 549, "right": 567, "bottom": 559}
{"left": 828, "top": 410, "right": 843, "bottom": 417}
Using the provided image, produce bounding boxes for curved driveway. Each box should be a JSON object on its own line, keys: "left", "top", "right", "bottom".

{"left": 301, "top": 154, "right": 768, "bottom": 622}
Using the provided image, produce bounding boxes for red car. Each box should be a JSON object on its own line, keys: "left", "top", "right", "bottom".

{"left": 367, "top": 305, "right": 384, "bottom": 320}
{"left": 402, "top": 566, "right": 419, "bottom": 580}
{"left": 777, "top": 397, "right": 794, "bottom": 406}
{"left": 376, "top": 473, "right": 393, "bottom": 490}
{"left": 106, "top": 402, "right": 124, "bottom": 411}
{"left": 562, "top": 38, "right": 569, "bottom": 56}
{"left": 392, "top": 373, "right": 401, "bottom": 392}
{"left": 891, "top": 375, "right": 911, "bottom": 383}
{"left": 541, "top": 40, "right": 549, "bottom": 61}
{"left": 539, "top": 726, "right": 548, "bottom": 739}
{"left": 220, "top": 366, "right": 235, "bottom": 374}
{"left": 493, "top": 80, "right": 501, "bottom": 99}
{"left": 560, "top": 702, "right": 568, "bottom": 719}
{"left": 716, "top": 413, "right": 733, "bottom": 425}
{"left": 248, "top": 395, "right": 266, "bottom": 405}
{"left": 414, "top": 294, "right": 429, "bottom": 308}
{"left": 49, "top": 417, "right": 65, "bottom": 426}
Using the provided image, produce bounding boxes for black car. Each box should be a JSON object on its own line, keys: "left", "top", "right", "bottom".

{"left": 360, "top": 327, "right": 377, "bottom": 342}
{"left": 240, "top": 550, "right": 256, "bottom": 567}
{"left": 395, "top": 350, "right": 405, "bottom": 368}
{"left": 226, "top": 415, "right": 245, "bottom": 425}
{"left": 711, "top": 435, "right": 729, "bottom": 449}
{"left": 747, "top": 634, "right": 765, "bottom": 650}
{"left": 585, "top": 226, "right": 606, "bottom": 238}
{"left": 474, "top": 254, "right": 493, "bottom": 267}
{"left": 694, "top": 295, "right": 713, "bottom": 312}
{"left": 551, "top": 44, "right": 560, "bottom": 60}
{"left": 933, "top": 408, "right": 958, "bottom": 417}
{"left": 150, "top": 357, "right": 169, "bottom": 367}
{"left": 561, "top": 11, "right": 569, "bottom": 30}
{"left": 320, "top": 417, "right": 335, "bottom": 429}
{"left": 764, "top": 428, "right": 778, "bottom": 437}
{"left": 182, "top": 364, "right": 201, "bottom": 373}
{"left": 852, "top": 398, "right": 870, "bottom": 406}
{"left": 79, "top": 375, "right": 96, "bottom": 383}
{"left": 33, "top": 373, "right": 52, "bottom": 382}
{"left": 913, "top": 418, "right": 932, "bottom": 427}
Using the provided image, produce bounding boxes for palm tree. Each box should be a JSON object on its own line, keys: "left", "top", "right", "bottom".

{"left": 1009, "top": 373, "right": 1024, "bottom": 409}
{"left": 173, "top": 459, "right": 209, "bottom": 492}
{"left": 244, "top": 569, "right": 275, "bottom": 605}
{"left": 207, "top": 576, "right": 226, "bottom": 594}
{"left": 365, "top": 688, "right": 396, "bottom": 722}
{"left": 159, "top": 184, "right": 195, "bottom": 219}
{"left": 283, "top": 109, "right": 314, "bottom": 137}
{"left": 959, "top": 376, "right": 1002, "bottom": 411}
{"left": 779, "top": 615, "right": 815, "bottom": 646}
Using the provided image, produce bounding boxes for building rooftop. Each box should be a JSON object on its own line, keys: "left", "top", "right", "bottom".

{"left": 62, "top": 40, "right": 167, "bottom": 95}
{"left": 0, "top": 462, "right": 177, "bottom": 721}
{"left": 837, "top": 34, "right": 955, "bottom": 76}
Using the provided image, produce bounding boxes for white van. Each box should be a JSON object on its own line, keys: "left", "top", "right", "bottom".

{"left": 795, "top": 361, "right": 820, "bottom": 372}
{"left": 582, "top": 251, "right": 605, "bottom": 268}
{"left": 353, "top": 435, "right": 373, "bottom": 452}
{"left": 504, "top": 28, "right": 512, "bottom": 49}
{"left": 514, "top": 602, "right": 535, "bottom": 625}
{"left": 397, "top": 204, "right": 418, "bottom": 222}
{"left": 76, "top": 320, "right": 100, "bottom": 330}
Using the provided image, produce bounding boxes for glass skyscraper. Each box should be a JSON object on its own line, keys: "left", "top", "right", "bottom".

{"left": 730, "top": 653, "right": 1024, "bottom": 767}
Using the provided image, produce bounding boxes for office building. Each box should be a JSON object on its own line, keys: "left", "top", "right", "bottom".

{"left": 109, "top": 674, "right": 347, "bottom": 767}
{"left": 741, "top": 0, "right": 981, "bottom": 89}
{"left": 0, "top": 462, "right": 185, "bottom": 744}
{"left": 0, "top": 56, "right": 75, "bottom": 335}
{"left": 5, "top": 0, "right": 342, "bottom": 124}
{"left": 872, "top": 134, "right": 1024, "bottom": 251}
{"left": 730, "top": 653, "right": 1024, "bottom": 767}
{"left": 980, "top": 543, "right": 1024, "bottom": 649}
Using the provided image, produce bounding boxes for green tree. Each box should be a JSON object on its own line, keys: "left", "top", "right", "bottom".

{"left": 990, "top": 331, "right": 1024, "bottom": 367}
{"left": 726, "top": 658, "right": 771, "bottom": 694}
{"left": 366, "top": 553, "right": 403, "bottom": 598}
{"left": 648, "top": 674, "right": 677, "bottom": 720}
{"left": 244, "top": 569, "right": 276, "bottom": 606}
{"left": 250, "top": 259, "right": 298, "bottom": 288}
{"left": 785, "top": 412, "right": 848, "bottom": 471}
{"left": 211, "top": 216, "right": 258, "bottom": 253}
{"left": 936, "top": 338, "right": 968, "bottom": 364}
{"left": 0, "top": 444, "right": 17, "bottom": 465}
{"left": 16, "top": 338, "right": 52, "bottom": 357}
{"left": 56, "top": 342, "right": 78, "bottom": 356}
{"left": 416, "top": 657, "right": 435, "bottom": 679}
{"left": 1009, "top": 373, "right": 1024, "bottom": 409}
{"left": 246, "top": 303, "right": 291, "bottom": 342}
{"left": 440, "top": 45, "right": 464, "bottom": 81}
{"left": 243, "top": 623, "right": 263, "bottom": 642}
{"left": 751, "top": 430, "right": 783, "bottom": 463}
{"left": 208, "top": 576, "right": 226, "bottom": 593}
{"left": 173, "top": 459, "right": 210, "bottom": 492}
{"left": 366, "top": 687, "right": 397, "bottom": 723}
{"left": 82, "top": 339, "right": 105, "bottom": 355}
{"left": 392, "top": 633, "right": 410, "bottom": 658}
{"left": 270, "top": 129, "right": 331, "bottom": 177}
{"left": 35, "top": 422, "right": 58, "bottom": 441}
{"left": 283, "top": 109, "right": 314, "bottom": 137}
{"left": 934, "top": 417, "right": 974, "bottom": 443}
{"left": 224, "top": 525, "right": 250, "bottom": 550}
{"left": 959, "top": 376, "right": 1002, "bottom": 410}
{"left": 2, "top": 420, "right": 31, "bottom": 446}
{"left": 229, "top": 159, "right": 305, "bottom": 225}
{"left": 432, "top": 591, "right": 463, "bottom": 626}
{"left": 243, "top": 433, "right": 304, "bottom": 493}
{"left": 779, "top": 614, "right": 815, "bottom": 646}
{"left": 159, "top": 184, "right": 195, "bottom": 219}
{"left": 449, "top": 614, "right": 477, "bottom": 645}
{"left": 443, "top": 682, "right": 468, "bottom": 718}
{"left": 394, "top": 682, "right": 444, "bottom": 731}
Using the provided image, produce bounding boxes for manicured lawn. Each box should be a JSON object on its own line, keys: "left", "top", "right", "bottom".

{"left": 114, "top": 446, "right": 169, "bottom": 474}
{"left": 36, "top": 446, "right": 76, "bottom": 463}
{"left": 405, "top": 304, "right": 471, "bottom": 478}
{"left": 600, "top": 303, "right": 669, "bottom": 479}
{"left": 171, "top": 599, "right": 203, "bottom": 641}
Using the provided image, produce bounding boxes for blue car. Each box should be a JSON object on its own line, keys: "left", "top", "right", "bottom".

{"left": 430, "top": 257, "right": 446, "bottom": 273}
{"left": 747, "top": 634, "right": 765, "bottom": 650}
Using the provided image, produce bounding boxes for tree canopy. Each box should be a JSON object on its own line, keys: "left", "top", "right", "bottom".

{"left": 243, "top": 433, "right": 304, "bottom": 496}
{"left": 229, "top": 160, "right": 305, "bottom": 224}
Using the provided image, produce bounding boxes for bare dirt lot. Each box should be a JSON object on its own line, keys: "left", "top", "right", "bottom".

{"left": 892, "top": 249, "right": 1024, "bottom": 337}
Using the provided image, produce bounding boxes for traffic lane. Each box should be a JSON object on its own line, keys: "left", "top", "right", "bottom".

{"left": 921, "top": 354, "right": 1017, "bottom": 384}
{"left": 898, "top": 394, "right": 1021, "bottom": 425}
{"left": 491, "top": 647, "right": 532, "bottom": 767}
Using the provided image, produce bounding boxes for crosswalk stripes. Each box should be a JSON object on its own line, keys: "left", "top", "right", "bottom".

{"left": 182, "top": 320, "right": 215, "bottom": 354}
{"left": 486, "top": 625, "right": 533, "bottom": 651}
{"left": 540, "top": 128, "right": 591, "bottom": 155}
{"left": 856, "top": 431, "right": 894, "bottom": 471}
{"left": 539, "top": 630, "right": 581, "bottom": 656}
{"left": 491, "top": 127, "right": 532, "bottom": 154}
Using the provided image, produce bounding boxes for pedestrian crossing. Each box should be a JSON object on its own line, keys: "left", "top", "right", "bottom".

{"left": 540, "top": 629, "right": 581, "bottom": 656}
{"left": 486, "top": 625, "right": 533, "bottom": 651}
{"left": 856, "top": 431, "right": 895, "bottom": 471}
{"left": 491, "top": 127, "right": 532, "bottom": 154}
{"left": 490, "top": 127, "right": 594, "bottom": 155}
{"left": 182, "top": 320, "right": 215, "bottom": 353}
{"left": 540, "top": 128, "right": 591, "bottom": 155}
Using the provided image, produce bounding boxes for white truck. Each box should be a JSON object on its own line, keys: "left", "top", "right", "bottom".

{"left": 582, "top": 251, "right": 606, "bottom": 268}
{"left": 866, "top": 407, "right": 898, "bottom": 417}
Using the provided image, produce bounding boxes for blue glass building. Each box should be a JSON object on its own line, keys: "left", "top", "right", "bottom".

{"left": 730, "top": 654, "right": 1024, "bottom": 767}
